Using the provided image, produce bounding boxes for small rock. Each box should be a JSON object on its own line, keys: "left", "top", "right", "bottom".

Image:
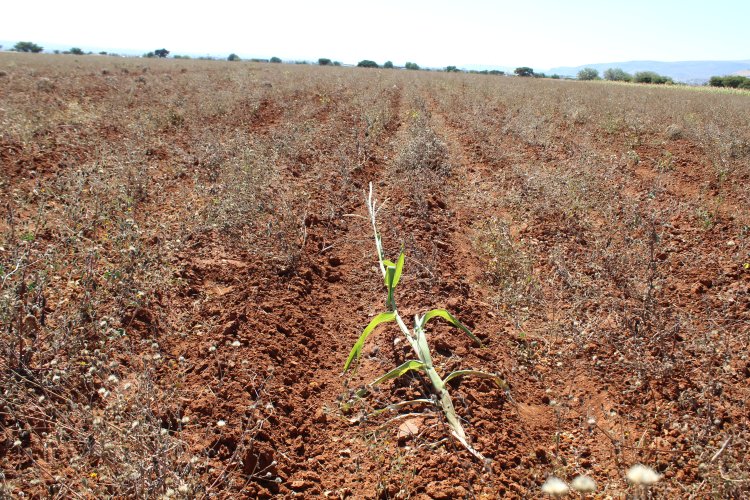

{"left": 397, "top": 419, "right": 420, "bottom": 440}
{"left": 699, "top": 278, "right": 713, "bottom": 288}
{"left": 424, "top": 482, "right": 466, "bottom": 499}
{"left": 290, "top": 479, "right": 309, "bottom": 491}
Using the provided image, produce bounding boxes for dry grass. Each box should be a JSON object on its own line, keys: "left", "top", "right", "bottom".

{"left": 1, "top": 52, "right": 749, "bottom": 497}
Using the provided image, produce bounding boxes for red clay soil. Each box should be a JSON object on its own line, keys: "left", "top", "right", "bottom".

{"left": 1, "top": 55, "right": 749, "bottom": 498}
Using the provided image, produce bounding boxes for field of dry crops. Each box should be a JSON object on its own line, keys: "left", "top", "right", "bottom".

{"left": 1, "top": 52, "right": 749, "bottom": 498}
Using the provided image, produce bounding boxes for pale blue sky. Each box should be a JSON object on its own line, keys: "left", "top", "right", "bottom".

{"left": 1, "top": 0, "right": 748, "bottom": 69}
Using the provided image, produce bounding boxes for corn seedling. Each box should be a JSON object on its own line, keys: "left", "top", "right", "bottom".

{"left": 343, "top": 183, "right": 507, "bottom": 461}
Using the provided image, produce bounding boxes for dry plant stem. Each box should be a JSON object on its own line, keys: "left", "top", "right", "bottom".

{"left": 363, "top": 183, "right": 488, "bottom": 461}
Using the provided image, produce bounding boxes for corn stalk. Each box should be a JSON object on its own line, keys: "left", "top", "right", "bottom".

{"left": 343, "top": 183, "right": 507, "bottom": 461}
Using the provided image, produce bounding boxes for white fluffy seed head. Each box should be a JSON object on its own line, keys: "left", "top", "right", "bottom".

{"left": 571, "top": 475, "right": 596, "bottom": 492}
{"left": 541, "top": 476, "right": 569, "bottom": 496}
{"left": 627, "top": 464, "right": 662, "bottom": 486}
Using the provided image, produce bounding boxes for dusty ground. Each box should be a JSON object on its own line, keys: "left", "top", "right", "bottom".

{"left": 1, "top": 53, "right": 749, "bottom": 498}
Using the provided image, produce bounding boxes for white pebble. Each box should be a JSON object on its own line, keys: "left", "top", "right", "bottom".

{"left": 541, "top": 476, "right": 569, "bottom": 496}
{"left": 626, "top": 464, "right": 662, "bottom": 485}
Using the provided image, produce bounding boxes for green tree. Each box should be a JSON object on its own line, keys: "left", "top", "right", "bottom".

{"left": 154, "top": 48, "right": 169, "bottom": 58}
{"left": 13, "top": 41, "right": 44, "bottom": 53}
{"left": 270, "top": 56, "right": 282, "bottom": 63}
{"left": 709, "top": 76, "right": 725, "bottom": 87}
{"left": 603, "top": 67, "right": 632, "bottom": 82}
{"left": 445, "top": 65, "right": 460, "bottom": 73}
{"left": 514, "top": 66, "right": 534, "bottom": 77}
{"left": 716, "top": 75, "right": 748, "bottom": 88}
{"left": 318, "top": 58, "right": 332, "bottom": 66}
{"left": 383, "top": 60, "right": 394, "bottom": 69}
{"left": 227, "top": 53, "right": 240, "bottom": 61}
{"left": 69, "top": 47, "right": 84, "bottom": 55}
{"left": 405, "top": 62, "right": 420, "bottom": 70}
{"left": 633, "top": 71, "right": 673, "bottom": 84}
{"left": 357, "top": 60, "right": 379, "bottom": 68}
{"left": 577, "top": 67, "right": 599, "bottom": 80}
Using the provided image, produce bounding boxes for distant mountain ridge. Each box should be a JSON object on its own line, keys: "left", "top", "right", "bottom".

{"left": 548, "top": 60, "right": 750, "bottom": 84}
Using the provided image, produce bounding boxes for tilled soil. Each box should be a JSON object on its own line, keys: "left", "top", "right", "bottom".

{"left": 1, "top": 54, "right": 749, "bottom": 498}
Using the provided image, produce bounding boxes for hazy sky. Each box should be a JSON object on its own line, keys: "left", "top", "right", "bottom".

{"left": 2, "top": 0, "right": 748, "bottom": 69}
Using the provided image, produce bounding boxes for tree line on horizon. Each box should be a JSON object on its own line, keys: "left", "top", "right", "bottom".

{"left": 572, "top": 66, "right": 674, "bottom": 84}
{"left": 574, "top": 66, "right": 750, "bottom": 88}
{"left": 7, "top": 41, "right": 749, "bottom": 87}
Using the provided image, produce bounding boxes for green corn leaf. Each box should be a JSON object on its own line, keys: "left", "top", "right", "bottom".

{"left": 371, "top": 360, "right": 426, "bottom": 386}
{"left": 384, "top": 264, "right": 396, "bottom": 288}
{"left": 392, "top": 250, "right": 405, "bottom": 288}
{"left": 442, "top": 370, "right": 508, "bottom": 390}
{"left": 421, "top": 309, "right": 482, "bottom": 347}
{"left": 415, "top": 328, "right": 434, "bottom": 367}
{"left": 343, "top": 312, "right": 396, "bottom": 372}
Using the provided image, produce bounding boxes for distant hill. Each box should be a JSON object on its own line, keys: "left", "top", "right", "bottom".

{"left": 548, "top": 60, "right": 750, "bottom": 84}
